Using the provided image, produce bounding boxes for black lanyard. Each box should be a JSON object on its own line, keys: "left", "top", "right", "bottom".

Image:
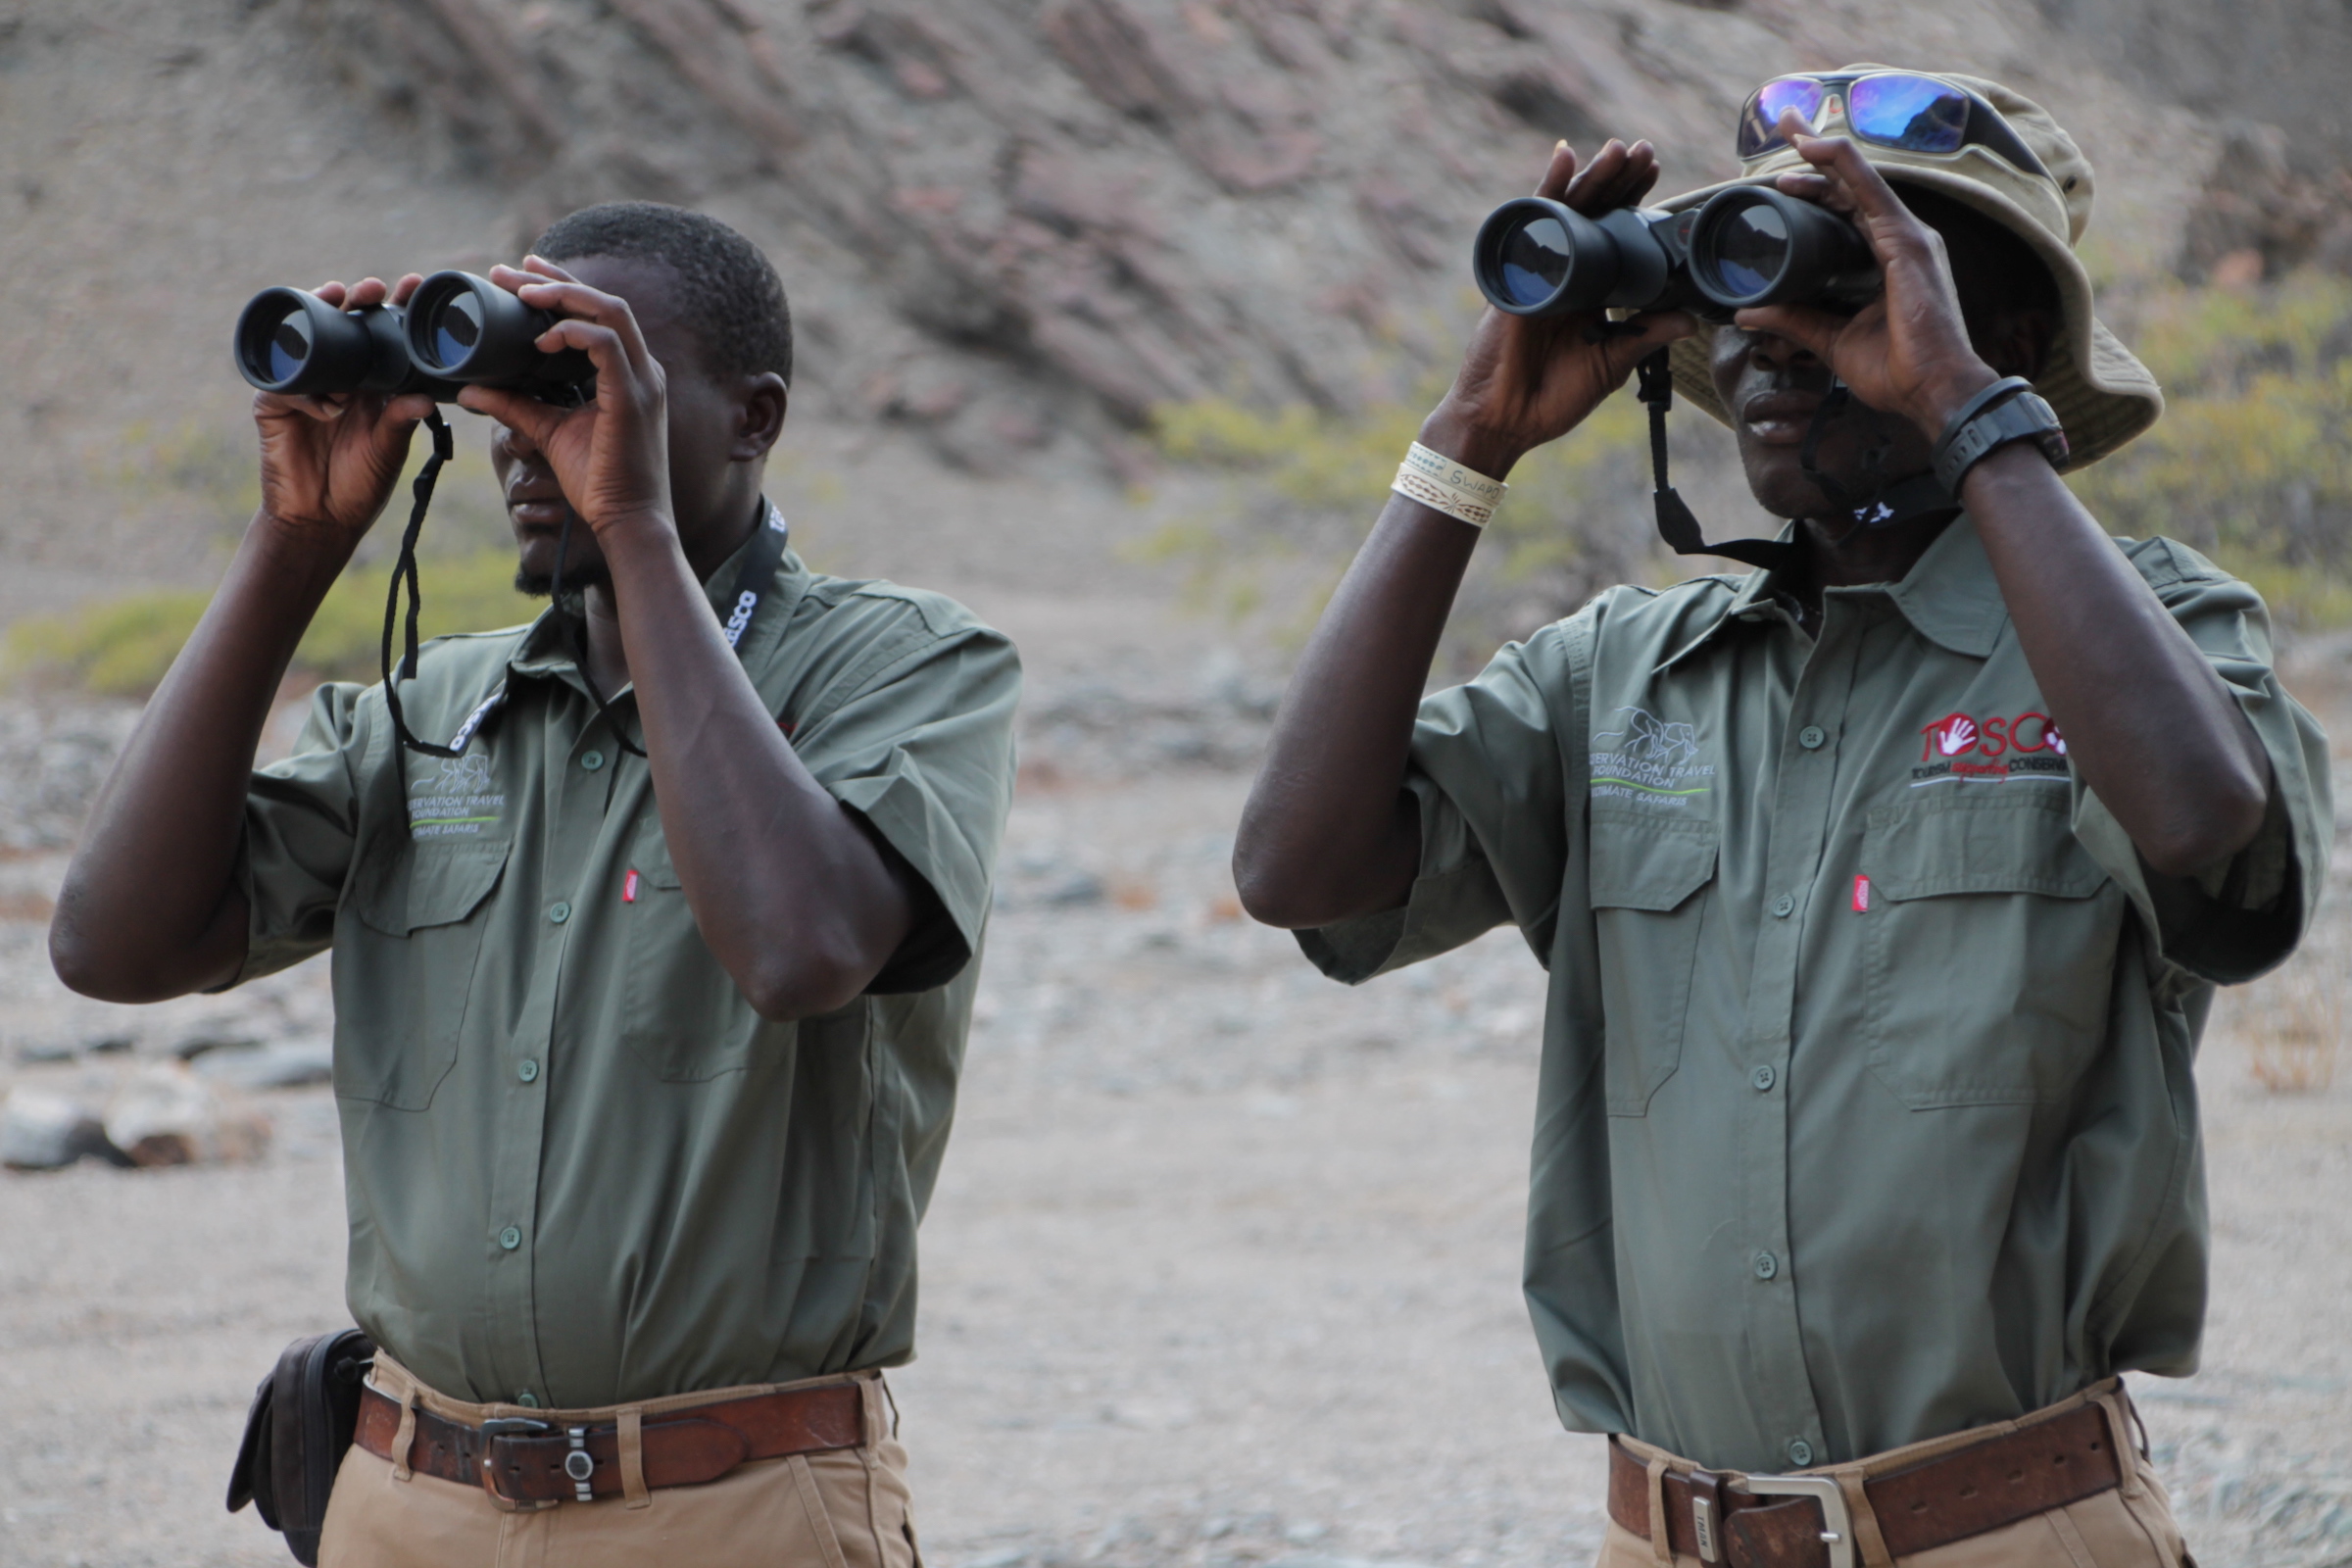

{"left": 392, "top": 497, "right": 791, "bottom": 759}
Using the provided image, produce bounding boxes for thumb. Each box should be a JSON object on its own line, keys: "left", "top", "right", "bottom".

{"left": 1733, "top": 303, "right": 1843, "bottom": 362}
{"left": 459, "top": 386, "right": 564, "bottom": 449}
{"left": 1599, "top": 310, "right": 1698, "bottom": 383}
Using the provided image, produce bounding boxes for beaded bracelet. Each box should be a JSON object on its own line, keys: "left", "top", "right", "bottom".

{"left": 1393, "top": 441, "right": 1507, "bottom": 528}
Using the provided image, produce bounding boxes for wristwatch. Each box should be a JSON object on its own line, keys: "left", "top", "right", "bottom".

{"left": 1931, "top": 375, "right": 2071, "bottom": 495}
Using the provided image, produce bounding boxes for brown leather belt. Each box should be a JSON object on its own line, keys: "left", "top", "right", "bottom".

{"left": 1607, "top": 1401, "right": 2125, "bottom": 1568}
{"left": 355, "top": 1380, "right": 864, "bottom": 1505}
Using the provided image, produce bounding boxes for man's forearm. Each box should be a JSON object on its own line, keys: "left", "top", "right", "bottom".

{"left": 1234, "top": 491, "right": 1480, "bottom": 929}
{"left": 600, "top": 519, "right": 912, "bottom": 1018}
{"left": 1964, "top": 444, "right": 2271, "bottom": 876}
{"left": 52, "top": 515, "right": 354, "bottom": 1000}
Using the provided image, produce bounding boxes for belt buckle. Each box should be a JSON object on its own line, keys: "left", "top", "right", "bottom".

{"left": 477, "top": 1417, "right": 553, "bottom": 1511}
{"left": 1739, "top": 1474, "right": 1855, "bottom": 1568}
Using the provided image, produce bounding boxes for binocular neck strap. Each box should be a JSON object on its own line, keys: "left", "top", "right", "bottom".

{"left": 382, "top": 411, "right": 465, "bottom": 760}
{"left": 1636, "top": 351, "right": 1799, "bottom": 575}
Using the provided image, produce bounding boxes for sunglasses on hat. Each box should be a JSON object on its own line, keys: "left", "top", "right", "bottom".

{"left": 1738, "top": 72, "right": 2051, "bottom": 181}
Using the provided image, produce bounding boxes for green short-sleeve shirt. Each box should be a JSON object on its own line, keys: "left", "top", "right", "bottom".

{"left": 231, "top": 524, "right": 1020, "bottom": 1408}
{"left": 1302, "top": 516, "right": 2331, "bottom": 1473}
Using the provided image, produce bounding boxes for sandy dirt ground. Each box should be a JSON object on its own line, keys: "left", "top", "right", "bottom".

{"left": 0, "top": 568, "right": 2347, "bottom": 1568}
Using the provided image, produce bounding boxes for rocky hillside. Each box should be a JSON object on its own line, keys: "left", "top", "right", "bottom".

{"left": 0, "top": 0, "right": 2287, "bottom": 591}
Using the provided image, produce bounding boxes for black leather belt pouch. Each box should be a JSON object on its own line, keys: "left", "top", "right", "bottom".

{"left": 226, "top": 1329, "right": 376, "bottom": 1566}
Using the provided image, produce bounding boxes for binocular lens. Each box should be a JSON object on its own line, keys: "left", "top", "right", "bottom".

{"left": 1495, "top": 214, "right": 1574, "bottom": 309}
{"left": 1702, "top": 202, "right": 1790, "bottom": 301}
{"left": 1687, "top": 186, "right": 1875, "bottom": 312}
{"left": 267, "top": 313, "right": 314, "bottom": 382}
{"left": 431, "top": 292, "right": 484, "bottom": 368}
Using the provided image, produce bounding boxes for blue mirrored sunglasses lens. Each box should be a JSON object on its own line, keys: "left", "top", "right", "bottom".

{"left": 1848, "top": 75, "right": 1968, "bottom": 153}
{"left": 1740, "top": 78, "right": 1825, "bottom": 157}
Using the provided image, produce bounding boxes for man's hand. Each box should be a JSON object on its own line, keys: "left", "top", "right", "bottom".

{"left": 1732, "top": 118, "right": 2000, "bottom": 437}
{"left": 254, "top": 274, "right": 435, "bottom": 543}
{"left": 457, "top": 257, "right": 676, "bottom": 544}
{"left": 1421, "top": 139, "right": 1695, "bottom": 478}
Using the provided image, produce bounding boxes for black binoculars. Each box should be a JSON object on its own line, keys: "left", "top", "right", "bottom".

{"left": 232, "top": 271, "right": 595, "bottom": 402}
{"left": 1472, "top": 185, "right": 1879, "bottom": 323}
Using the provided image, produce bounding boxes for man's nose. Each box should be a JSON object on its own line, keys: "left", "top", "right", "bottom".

{"left": 492, "top": 420, "right": 542, "bottom": 466}
{"left": 1743, "top": 330, "right": 1825, "bottom": 373}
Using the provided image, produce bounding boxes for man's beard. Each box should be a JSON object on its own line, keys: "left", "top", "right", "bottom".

{"left": 514, "top": 557, "right": 612, "bottom": 599}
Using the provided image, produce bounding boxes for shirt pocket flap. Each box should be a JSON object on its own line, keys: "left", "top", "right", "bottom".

{"left": 1862, "top": 791, "right": 2105, "bottom": 902}
{"left": 1589, "top": 816, "right": 1719, "bottom": 910}
{"left": 352, "top": 841, "right": 512, "bottom": 936}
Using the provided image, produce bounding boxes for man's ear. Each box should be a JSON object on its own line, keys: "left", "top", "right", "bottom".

{"left": 1976, "top": 307, "right": 2057, "bottom": 383}
{"left": 734, "top": 372, "right": 789, "bottom": 463}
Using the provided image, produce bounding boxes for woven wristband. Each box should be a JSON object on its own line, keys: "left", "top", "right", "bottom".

{"left": 1394, "top": 441, "right": 1507, "bottom": 528}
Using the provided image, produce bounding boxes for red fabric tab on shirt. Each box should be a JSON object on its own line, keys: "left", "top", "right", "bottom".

{"left": 1852, "top": 874, "right": 1871, "bottom": 912}
{"left": 623, "top": 868, "right": 640, "bottom": 904}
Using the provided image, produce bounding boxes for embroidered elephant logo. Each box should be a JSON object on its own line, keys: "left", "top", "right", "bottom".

{"left": 1596, "top": 708, "right": 1700, "bottom": 765}
{"left": 436, "top": 753, "right": 493, "bottom": 793}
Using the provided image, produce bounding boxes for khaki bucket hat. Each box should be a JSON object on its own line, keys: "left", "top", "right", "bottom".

{"left": 1659, "top": 67, "right": 2163, "bottom": 469}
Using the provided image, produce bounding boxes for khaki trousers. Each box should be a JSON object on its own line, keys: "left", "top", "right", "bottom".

{"left": 318, "top": 1355, "right": 921, "bottom": 1568}
{"left": 1596, "top": 1382, "right": 2193, "bottom": 1568}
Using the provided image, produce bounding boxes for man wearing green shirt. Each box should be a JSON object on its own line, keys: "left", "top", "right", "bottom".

{"left": 52, "top": 205, "right": 1017, "bottom": 1565}
{"left": 1236, "top": 74, "right": 2328, "bottom": 1568}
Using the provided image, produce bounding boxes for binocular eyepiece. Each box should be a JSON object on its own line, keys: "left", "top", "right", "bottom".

{"left": 1472, "top": 185, "right": 1879, "bottom": 324}
{"left": 232, "top": 272, "right": 596, "bottom": 403}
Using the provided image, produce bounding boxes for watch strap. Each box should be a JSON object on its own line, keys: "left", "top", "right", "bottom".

{"left": 1933, "top": 378, "right": 2070, "bottom": 493}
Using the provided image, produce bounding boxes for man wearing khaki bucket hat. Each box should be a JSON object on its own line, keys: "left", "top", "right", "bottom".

{"left": 1238, "top": 68, "right": 2330, "bottom": 1568}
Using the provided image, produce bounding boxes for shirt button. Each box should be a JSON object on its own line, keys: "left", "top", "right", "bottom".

{"left": 1772, "top": 894, "right": 1795, "bottom": 918}
{"left": 516, "top": 1058, "right": 540, "bottom": 1084}
{"left": 550, "top": 902, "right": 571, "bottom": 925}
{"left": 581, "top": 750, "right": 606, "bottom": 771}
{"left": 499, "top": 1226, "right": 521, "bottom": 1250}
{"left": 516, "top": 1392, "right": 540, "bottom": 1408}
{"left": 1753, "top": 1250, "right": 1779, "bottom": 1281}
{"left": 1788, "top": 1439, "right": 1814, "bottom": 1467}
{"left": 1798, "top": 725, "right": 1827, "bottom": 750}
{"left": 1751, "top": 1064, "right": 1777, "bottom": 1092}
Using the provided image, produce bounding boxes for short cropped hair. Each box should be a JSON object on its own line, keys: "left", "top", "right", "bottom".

{"left": 534, "top": 202, "right": 794, "bottom": 385}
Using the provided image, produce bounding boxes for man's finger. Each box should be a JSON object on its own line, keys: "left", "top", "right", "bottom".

{"left": 346, "top": 276, "right": 391, "bottom": 310}
{"left": 514, "top": 279, "right": 657, "bottom": 378}
{"left": 314, "top": 281, "right": 348, "bottom": 308}
{"left": 1788, "top": 132, "right": 1912, "bottom": 227}
{"left": 389, "top": 272, "right": 426, "bottom": 309}
{"left": 457, "top": 385, "right": 566, "bottom": 448}
{"left": 1535, "top": 140, "right": 1578, "bottom": 201}
{"left": 1565, "top": 139, "right": 1631, "bottom": 217}
{"left": 520, "top": 254, "right": 581, "bottom": 285}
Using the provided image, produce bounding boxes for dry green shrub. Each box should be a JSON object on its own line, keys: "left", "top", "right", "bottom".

{"left": 2073, "top": 270, "right": 2352, "bottom": 629}
{"left": 7, "top": 551, "right": 533, "bottom": 698}
{"left": 1142, "top": 381, "right": 1665, "bottom": 675}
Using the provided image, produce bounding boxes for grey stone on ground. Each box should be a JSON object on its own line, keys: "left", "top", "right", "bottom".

{"left": 194, "top": 1039, "right": 335, "bottom": 1093}
{"left": 0, "top": 1089, "right": 122, "bottom": 1171}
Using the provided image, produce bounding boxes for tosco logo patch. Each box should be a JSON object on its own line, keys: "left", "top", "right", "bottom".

{"left": 1911, "top": 710, "right": 2071, "bottom": 788}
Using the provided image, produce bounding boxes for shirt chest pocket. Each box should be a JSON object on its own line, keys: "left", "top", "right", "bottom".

{"left": 619, "top": 823, "right": 760, "bottom": 1082}
{"left": 1589, "top": 812, "right": 1719, "bottom": 1116}
{"left": 1860, "top": 790, "right": 2125, "bottom": 1108}
{"left": 336, "top": 840, "right": 510, "bottom": 1109}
